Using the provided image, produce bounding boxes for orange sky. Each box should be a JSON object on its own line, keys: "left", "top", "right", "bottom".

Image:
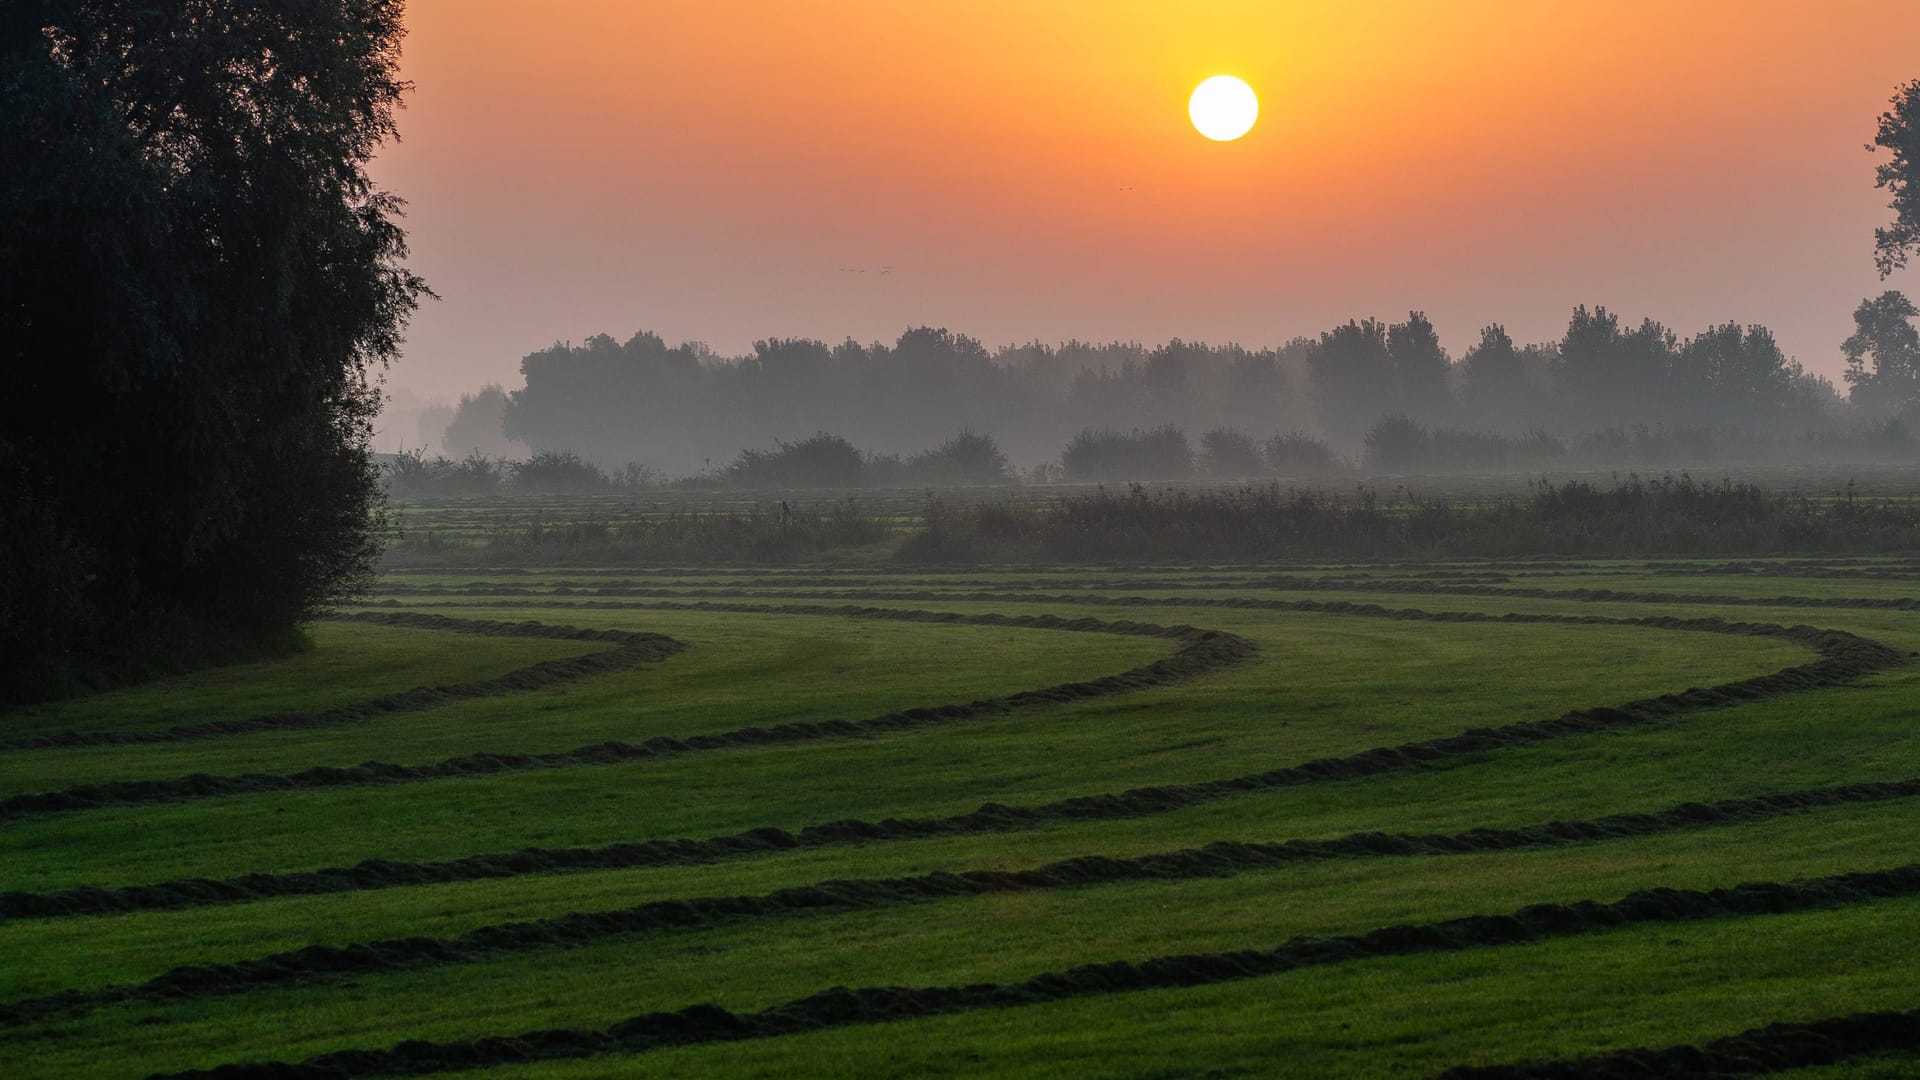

{"left": 374, "top": 0, "right": 1920, "bottom": 400}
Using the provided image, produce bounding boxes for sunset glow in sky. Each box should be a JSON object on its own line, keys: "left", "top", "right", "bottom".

{"left": 374, "top": 0, "right": 1920, "bottom": 399}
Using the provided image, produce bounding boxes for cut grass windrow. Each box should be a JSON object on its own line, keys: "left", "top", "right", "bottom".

{"left": 0, "top": 612, "right": 1897, "bottom": 917}
{"left": 0, "top": 613, "right": 687, "bottom": 752}
{"left": 8, "top": 778, "right": 1919, "bottom": 1024}
{"left": 1647, "top": 558, "right": 1920, "bottom": 581}
{"left": 0, "top": 605, "right": 1257, "bottom": 823}
{"left": 364, "top": 575, "right": 1920, "bottom": 612}
{"left": 143, "top": 864, "right": 1920, "bottom": 1080}
{"left": 1432, "top": 1009, "right": 1920, "bottom": 1078}
{"left": 369, "top": 590, "right": 1920, "bottom": 637}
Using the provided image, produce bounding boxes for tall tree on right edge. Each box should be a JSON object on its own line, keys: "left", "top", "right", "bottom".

{"left": 1872, "top": 80, "right": 1920, "bottom": 278}
{"left": 1841, "top": 81, "right": 1920, "bottom": 420}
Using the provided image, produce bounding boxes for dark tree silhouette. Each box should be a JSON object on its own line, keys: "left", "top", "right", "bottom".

{"left": 1672, "top": 322, "right": 1814, "bottom": 427}
{"left": 1386, "top": 311, "right": 1452, "bottom": 420}
{"left": 1844, "top": 291, "right": 1920, "bottom": 418}
{"left": 1, "top": 1, "right": 424, "bottom": 702}
{"left": 1554, "top": 307, "right": 1681, "bottom": 426}
{"left": 1307, "top": 318, "right": 1395, "bottom": 445}
{"left": 1872, "top": 79, "right": 1920, "bottom": 278}
{"left": 1061, "top": 427, "right": 1193, "bottom": 481}
{"left": 729, "top": 433, "right": 868, "bottom": 487}
{"left": 441, "top": 384, "right": 520, "bottom": 458}
{"left": 904, "top": 430, "right": 1013, "bottom": 485}
{"left": 482, "top": 309, "right": 1856, "bottom": 480}
{"left": 1459, "top": 324, "right": 1530, "bottom": 425}
{"left": 1198, "top": 428, "right": 1267, "bottom": 478}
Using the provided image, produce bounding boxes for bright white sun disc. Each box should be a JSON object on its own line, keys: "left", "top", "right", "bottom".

{"left": 1189, "top": 75, "right": 1258, "bottom": 141}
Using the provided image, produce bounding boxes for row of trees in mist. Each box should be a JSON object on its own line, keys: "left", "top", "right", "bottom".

{"left": 406, "top": 78, "right": 1920, "bottom": 480}
{"left": 445, "top": 302, "right": 1917, "bottom": 477}
{"left": 387, "top": 408, "right": 1920, "bottom": 497}
{"left": 386, "top": 431, "right": 1017, "bottom": 496}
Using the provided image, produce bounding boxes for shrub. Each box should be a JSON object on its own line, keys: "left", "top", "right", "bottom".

{"left": 727, "top": 433, "right": 866, "bottom": 487}
{"left": 890, "top": 474, "right": 1920, "bottom": 563}
{"left": 513, "top": 451, "right": 607, "bottom": 494}
{"left": 1364, "top": 414, "right": 1428, "bottom": 472}
{"left": 1198, "top": 428, "right": 1267, "bottom": 478}
{"left": 904, "top": 430, "right": 1013, "bottom": 485}
{"left": 1263, "top": 432, "right": 1347, "bottom": 477}
{"left": 383, "top": 449, "right": 505, "bottom": 497}
{"left": 609, "top": 462, "right": 670, "bottom": 491}
{"left": 1061, "top": 425, "right": 1193, "bottom": 481}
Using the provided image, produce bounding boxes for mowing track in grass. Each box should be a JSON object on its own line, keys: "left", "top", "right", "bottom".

{"left": 1434, "top": 1009, "right": 1920, "bottom": 1078}
{"left": 0, "top": 611, "right": 1897, "bottom": 914}
{"left": 0, "top": 604, "right": 1256, "bottom": 822}
{"left": 367, "top": 578, "right": 1920, "bottom": 616}
{"left": 0, "top": 612, "right": 686, "bottom": 752}
{"left": 144, "top": 864, "right": 1920, "bottom": 1080}
{"left": 7, "top": 777, "right": 1920, "bottom": 1024}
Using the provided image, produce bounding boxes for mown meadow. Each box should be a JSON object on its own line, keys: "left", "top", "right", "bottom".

{"left": 3, "top": 540, "right": 1919, "bottom": 1077}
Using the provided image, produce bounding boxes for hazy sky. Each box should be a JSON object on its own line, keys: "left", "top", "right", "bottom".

{"left": 373, "top": 0, "right": 1920, "bottom": 401}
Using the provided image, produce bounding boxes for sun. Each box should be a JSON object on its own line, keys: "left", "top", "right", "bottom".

{"left": 1189, "top": 75, "right": 1258, "bottom": 142}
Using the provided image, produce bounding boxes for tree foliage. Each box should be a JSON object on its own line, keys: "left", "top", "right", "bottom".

{"left": 0, "top": 1, "right": 424, "bottom": 701}
{"left": 1872, "top": 79, "right": 1920, "bottom": 278}
{"left": 1197, "top": 428, "right": 1266, "bottom": 478}
{"left": 1843, "top": 291, "right": 1920, "bottom": 418}
{"left": 1061, "top": 426, "right": 1193, "bottom": 481}
{"left": 441, "top": 384, "right": 520, "bottom": 458}
{"left": 902, "top": 430, "right": 1013, "bottom": 486}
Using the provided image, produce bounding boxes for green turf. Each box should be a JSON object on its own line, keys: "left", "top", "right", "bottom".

{"left": 467, "top": 898, "right": 1920, "bottom": 1079}
{"left": 4, "top": 556, "right": 1916, "bottom": 1079}
{"left": 7, "top": 805, "right": 1914, "bottom": 1078}
{"left": 0, "top": 612, "right": 1803, "bottom": 891}
{"left": 0, "top": 622, "right": 611, "bottom": 740}
{"left": 0, "top": 612, "right": 1173, "bottom": 793}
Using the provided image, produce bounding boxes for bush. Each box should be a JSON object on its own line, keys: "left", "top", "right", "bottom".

{"left": 384, "top": 449, "right": 506, "bottom": 497}
{"left": 1263, "top": 432, "right": 1348, "bottom": 477}
{"left": 890, "top": 474, "right": 1920, "bottom": 563}
{"left": 1364, "top": 414, "right": 1429, "bottom": 472}
{"left": 1199, "top": 428, "right": 1267, "bottom": 478}
{"left": 391, "top": 498, "right": 892, "bottom": 565}
{"left": 609, "top": 462, "right": 670, "bottom": 491}
{"left": 903, "top": 430, "right": 1013, "bottom": 485}
{"left": 1061, "top": 425, "right": 1193, "bottom": 481}
{"left": 513, "top": 451, "right": 607, "bottom": 494}
{"left": 727, "top": 433, "right": 866, "bottom": 487}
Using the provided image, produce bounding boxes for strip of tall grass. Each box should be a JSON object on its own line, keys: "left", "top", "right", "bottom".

{"left": 386, "top": 499, "right": 893, "bottom": 566}
{"left": 899, "top": 475, "right": 1920, "bottom": 563}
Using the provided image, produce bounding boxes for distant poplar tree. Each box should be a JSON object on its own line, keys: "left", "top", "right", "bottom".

{"left": 1459, "top": 324, "right": 1527, "bottom": 424}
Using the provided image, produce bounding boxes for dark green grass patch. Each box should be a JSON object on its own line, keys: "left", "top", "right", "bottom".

{"left": 0, "top": 623, "right": 610, "bottom": 742}
{"left": 0, "top": 613, "right": 1802, "bottom": 892}
{"left": 0, "top": 611, "right": 1173, "bottom": 794}
{"left": 8, "top": 558, "right": 1918, "bottom": 1078}
{"left": 9, "top": 824, "right": 1919, "bottom": 1079}
{"left": 458, "top": 897, "right": 1920, "bottom": 1080}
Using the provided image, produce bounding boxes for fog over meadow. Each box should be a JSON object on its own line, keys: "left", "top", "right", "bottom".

{"left": 380, "top": 300, "right": 1920, "bottom": 484}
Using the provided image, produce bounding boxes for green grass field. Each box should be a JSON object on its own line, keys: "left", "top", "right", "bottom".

{"left": 3, "top": 553, "right": 1918, "bottom": 1078}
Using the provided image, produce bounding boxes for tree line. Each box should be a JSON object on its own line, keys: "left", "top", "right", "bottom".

{"left": 386, "top": 407, "right": 1920, "bottom": 498}
{"left": 456, "top": 303, "right": 1917, "bottom": 477}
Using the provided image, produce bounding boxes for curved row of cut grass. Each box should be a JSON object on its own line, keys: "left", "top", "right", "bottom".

{"left": 4, "top": 562, "right": 1916, "bottom": 1078}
